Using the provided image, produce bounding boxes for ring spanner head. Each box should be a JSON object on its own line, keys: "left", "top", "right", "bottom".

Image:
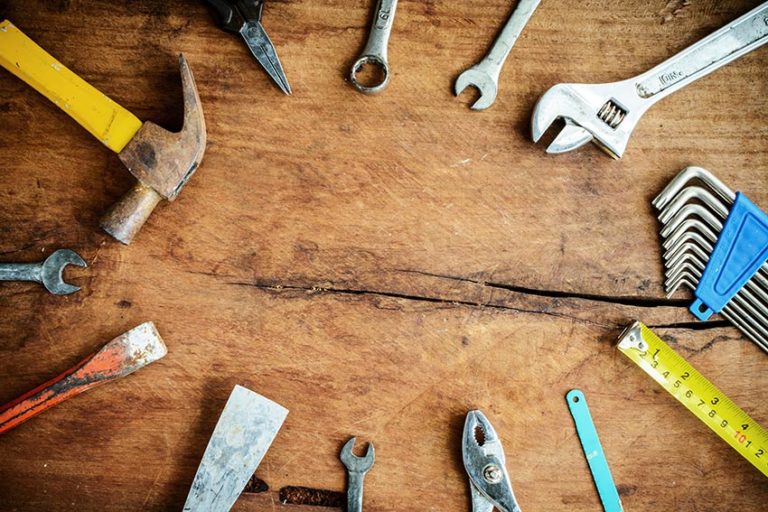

{"left": 42, "top": 249, "right": 87, "bottom": 295}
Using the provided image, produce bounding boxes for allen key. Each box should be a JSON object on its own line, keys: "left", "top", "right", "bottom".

{"left": 654, "top": 166, "right": 768, "bottom": 353}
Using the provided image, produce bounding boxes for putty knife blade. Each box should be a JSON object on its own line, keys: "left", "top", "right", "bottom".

{"left": 183, "top": 385, "right": 288, "bottom": 512}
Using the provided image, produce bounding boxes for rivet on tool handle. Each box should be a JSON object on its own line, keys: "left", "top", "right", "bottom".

{"left": 566, "top": 389, "right": 623, "bottom": 512}
{"left": 0, "top": 322, "right": 167, "bottom": 434}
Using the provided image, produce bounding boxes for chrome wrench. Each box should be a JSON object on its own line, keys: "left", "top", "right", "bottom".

{"left": 350, "top": 0, "right": 398, "bottom": 94}
{"left": 532, "top": 2, "right": 768, "bottom": 158}
{"left": 455, "top": 0, "right": 542, "bottom": 110}
{"left": 0, "top": 249, "right": 86, "bottom": 295}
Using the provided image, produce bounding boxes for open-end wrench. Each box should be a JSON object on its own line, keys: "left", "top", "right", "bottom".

{"left": 532, "top": 2, "right": 768, "bottom": 158}
{"left": 0, "top": 249, "right": 86, "bottom": 295}
{"left": 339, "top": 437, "right": 375, "bottom": 512}
{"left": 455, "top": 0, "right": 541, "bottom": 110}
{"left": 350, "top": 0, "right": 398, "bottom": 94}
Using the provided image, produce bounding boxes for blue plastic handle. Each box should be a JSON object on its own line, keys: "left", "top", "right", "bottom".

{"left": 691, "top": 193, "right": 768, "bottom": 320}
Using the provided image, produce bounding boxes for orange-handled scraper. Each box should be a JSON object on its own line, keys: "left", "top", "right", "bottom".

{"left": 0, "top": 322, "right": 167, "bottom": 434}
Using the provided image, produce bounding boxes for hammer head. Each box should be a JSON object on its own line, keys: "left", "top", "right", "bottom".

{"left": 101, "top": 55, "right": 206, "bottom": 244}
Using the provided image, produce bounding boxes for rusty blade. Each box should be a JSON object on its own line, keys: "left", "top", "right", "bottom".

{"left": 0, "top": 322, "right": 167, "bottom": 434}
{"left": 183, "top": 385, "right": 288, "bottom": 512}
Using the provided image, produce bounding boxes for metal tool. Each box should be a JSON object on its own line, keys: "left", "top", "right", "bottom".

{"left": 339, "top": 437, "right": 375, "bottom": 512}
{"left": 618, "top": 321, "right": 768, "bottom": 478}
{"left": 463, "top": 410, "right": 522, "bottom": 512}
{"left": 531, "top": 2, "right": 768, "bottom": 158}
{"left": 0, "top": 322, "right": 166, "bottom": 434}
{"left": 183, "top": 385, "right": 288, "bottom": 512}
{"left": 653, "top": 166, "right": 768, "bottom": 353}
{"left": 0, "top": 20, "right": 206, "bottom": 244}
{"left": 454, "top": 0, "right": 541, "bottom": 110}
{"left": 350, "top": 0, "right": 398, "bottom": 94}
{"left": 566, "top": 390, "right": 623, "bottom": 512}
{"left": 203, "top": 0, "right": 291, "bottom": 94}
{"left": 0, "top": 249, "right": 86, "bottom": 295}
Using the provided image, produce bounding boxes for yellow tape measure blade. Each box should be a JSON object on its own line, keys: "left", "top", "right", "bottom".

{"left": 618, "top": 321, "right": 768, "bottom": 478}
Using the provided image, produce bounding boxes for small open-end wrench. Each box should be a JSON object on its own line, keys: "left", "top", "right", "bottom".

{"left": 339, "top": 437, "right": 375, "bottom": 512}
{"left": 0, "top": 249, "right": 86, "bottom": 295}
{"left": 350, "top": 0, "right": 398, "bottom": 94}
{"left": 455, "top": 0, "right": 542, "bottom": 110}
{"left": 532, "top": 2, "right": 768, "bottom": 158}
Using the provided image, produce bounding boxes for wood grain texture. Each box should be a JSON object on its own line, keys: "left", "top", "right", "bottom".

{"left": 0, "top": 0, "right": 766, "bottom": 510}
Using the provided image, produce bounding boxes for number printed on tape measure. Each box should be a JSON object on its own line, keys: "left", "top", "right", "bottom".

{"left": 618, "top": 321, "right": 768, "bottom": 478}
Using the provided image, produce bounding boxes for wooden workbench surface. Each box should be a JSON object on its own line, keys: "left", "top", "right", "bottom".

{"left": 1, "top": 1, "right": 767, "bottom": 510}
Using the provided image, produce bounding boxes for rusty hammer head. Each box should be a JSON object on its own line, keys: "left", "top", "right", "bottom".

{"left": 100, "top": 55, "right": 206, "bottom": 244}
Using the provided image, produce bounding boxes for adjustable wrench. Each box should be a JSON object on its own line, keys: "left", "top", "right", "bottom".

{"left": 0, "top": 249, "right": 86, "bottom": 295}
{"left": 455, "top": 0, "right": 542, "bottom": 110}
{"left": 350, "top": 0, "right": 398, "bottom": 94}
{"left": 532, "top": 2, "right": 768, "bottom": 158}
{"left": 339, "top": 437, "right": 375, "bottom": 512}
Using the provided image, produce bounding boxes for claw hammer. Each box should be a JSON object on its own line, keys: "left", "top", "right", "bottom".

{"left": 0, "top": 21, "right": 207, "bottom": 244}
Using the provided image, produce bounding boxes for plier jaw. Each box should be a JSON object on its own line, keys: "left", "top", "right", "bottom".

{"left": 463, "top": 410, "right": 522, "bottom": 512}
{"left": 203, "top": 0, "right": 291, "bottom": 95}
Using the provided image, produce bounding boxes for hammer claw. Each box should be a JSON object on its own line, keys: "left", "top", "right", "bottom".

{"left": 102, "top": 54, "right": 207, "bottom": 244}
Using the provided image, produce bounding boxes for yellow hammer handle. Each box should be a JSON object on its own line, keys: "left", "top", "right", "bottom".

{"left": 0, "top": 20, "right": 142, "bottom": 152}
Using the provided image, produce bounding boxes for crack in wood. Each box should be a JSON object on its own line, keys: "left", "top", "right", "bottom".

{"left": 393, "top": 268, "right": 690, "bottom": 308}
{"left": 221, "top": 278, "right": 734, "bottom": 332}
{"left": 228, "top": 280, "right": 613, "bottom": 326}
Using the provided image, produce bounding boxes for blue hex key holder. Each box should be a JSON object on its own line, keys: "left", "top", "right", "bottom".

{"left": 691, "top": 193, "right": 768, "bottom": 321}
{"left": 654, "top": 166, "right": 768, "bottom": 353}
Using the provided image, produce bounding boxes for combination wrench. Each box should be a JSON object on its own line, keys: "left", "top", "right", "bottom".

{"left": 0, "top": 249, "right": 86, "bottom": 295}
{"left": 339, "top": 437, "right": 375, "bottom": 512}
{"left": 532, "top": 2, "right": 768, "bottom": 158}
{"left": 350, "top": 0, "right": 398, "bottom": 94}
{"left": 455, "top": 0, "right": 542, "bottom": 110}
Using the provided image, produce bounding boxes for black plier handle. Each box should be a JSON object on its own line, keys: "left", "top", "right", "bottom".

{"left": 203, "top": 0, "right": 265, "bottom": 33}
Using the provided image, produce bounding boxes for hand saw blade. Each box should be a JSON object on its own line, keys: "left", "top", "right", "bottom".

{"left": 183, "top": 385, "right": 288, "bottom": 512}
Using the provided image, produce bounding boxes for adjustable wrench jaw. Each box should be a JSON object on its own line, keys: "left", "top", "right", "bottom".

{"left": 531, "top": 80, "right": 649, "bottom": 159}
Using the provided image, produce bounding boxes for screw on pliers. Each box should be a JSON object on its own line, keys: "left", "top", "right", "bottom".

{"left": 463, "top": 410, "right": 522, "bottom": 512}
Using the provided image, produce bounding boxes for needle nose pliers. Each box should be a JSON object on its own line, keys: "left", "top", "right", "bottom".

{"left": 203, "top": 0, "right": 291, "bottom": 94}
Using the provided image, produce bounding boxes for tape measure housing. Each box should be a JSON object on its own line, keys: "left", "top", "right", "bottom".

{"left": 618, "top": 321, "right": 768, "bottom": 478}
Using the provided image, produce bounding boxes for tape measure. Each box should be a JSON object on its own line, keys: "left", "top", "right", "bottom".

{"left": 617, "top": 321, "right": 768, "bottom": 478}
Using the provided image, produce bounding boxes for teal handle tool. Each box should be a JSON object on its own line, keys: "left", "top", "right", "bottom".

{"left": 566, "top": 389, "right": 623, "bottom": 512}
